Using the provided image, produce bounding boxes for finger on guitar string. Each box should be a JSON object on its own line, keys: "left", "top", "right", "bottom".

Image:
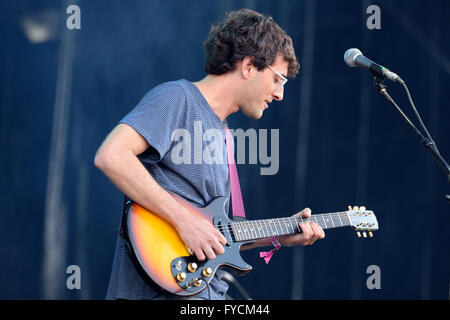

{"left": 296, "top": 207, "right": 311, "bottom": 219}
{"left": 307, "top": 222, "right": 325, "bottom": 245}
{"left": 212, "top": 238, "right": 225, "bottom": 255}
{"left": 214, "top": 228, "right": 227, "bottom": 246}
{"left": 202, "top": 246, "right": 216, "bottom": 261}
{"left": 299, "top": 222, "right": 314, "bottom": 245}
{"left": 193, "top": 248, "right": 206, "bottom": 261}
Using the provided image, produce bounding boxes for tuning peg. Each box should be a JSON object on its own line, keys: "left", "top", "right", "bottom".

{"left": 357, "top": 231, "right": 361, "bottom": 238}
{"left": 353, "top": 206, "right": 359, "bottom": 210}
{"left": 369, "top": 232, "right": 373, "bottom": 238}
{"left": 362, "top": 232, "right": 367, "bottom": 238}
{"left": 348, "top": 205, "right": 352, "bottom": 211}
{"left": 360, "top": 206, "right": 366, "bottom": 212}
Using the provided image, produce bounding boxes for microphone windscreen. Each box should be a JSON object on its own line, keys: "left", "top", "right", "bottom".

{"left": 344, "top": 48, "right": 362, "bottom": 67}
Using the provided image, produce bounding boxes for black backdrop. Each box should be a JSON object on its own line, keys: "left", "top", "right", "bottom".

{"left": 0, "top": 0, "right": 449, "bottom": 299}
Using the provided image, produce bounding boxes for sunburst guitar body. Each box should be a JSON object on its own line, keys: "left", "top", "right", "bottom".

{"left": 123, "top": 192, "right": 378, "bottom": 296}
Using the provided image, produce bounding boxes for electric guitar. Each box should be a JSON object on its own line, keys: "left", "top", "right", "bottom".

{"left": 123, "top": 192, "right": 379, "bottom": 296}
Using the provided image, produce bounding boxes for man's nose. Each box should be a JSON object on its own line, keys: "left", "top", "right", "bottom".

{"left": 272, "top": 86, "right": 284, "bottom": 101}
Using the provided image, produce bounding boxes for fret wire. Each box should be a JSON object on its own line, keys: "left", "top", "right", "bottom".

{"left": 250, "top": 220, "right": 257, "bottom": 239}
{"left": 283, "top": 219, "right": 289, "bottom": 234}
{"left": 243, "top": 221, "right": 250, "bottom": 240}
{"left": 228, "top": 223, "right": 235, "bottom": 241}
{"left": 247, "top": 221, "right": 253, "bottom": 240}
{"left": 271, "top": 219, "right": 278, "bottom": 236}
{"left": 323, "top": 214, "right": 331, "bottom": 228}
{"left": 280, "top": 218, "right": 287, "bottom": 235}
{"left": 258, "top": 220, "right": 265, "bottom": 238}
{"left": 285, "top": 218, "right": 292, "bottom": 235}
{"left": 255, "top": 220, "right": 262, "bottom": 239}
{"left": 263, "top": 219, "right": 270, "bottom": 238}
{"left": 276, "top": 218, "right": 283, "bottom": 236}
{"left": 238, "top": 222, "right": 244, "bottom": 241}
{"left": 241, "top": 222, "right": 247, "bottom": 240}
{"left": 268, "top": 219, "right": 273, "bottom": 236}
{"left": 236, "top": 224, "right": 241, "bottom": 240}
{"left": 288, "top": 218, "right": 298, "bottom": 233}
{"left": 293, "top": 218, "right": 299, "bottom": 233}
{"left": 293, "top": 217, "right": 301, "bottom": 233}
{"left": 276, "top": 219, "right": 283, "bottom": 235}
{"left": 285, "top": 217, "right": 299, "bottom": 234}
{"left": 282, "top": 218, "right": 289, "bottom": 235}
{"left": 321, "top": 214, "right": 327, "bottom": 228}
{"left": 264, "top": 220, "right": 270, "bottom": 238}
{"left": 257, "top": 220, "right": 263, "bottom": 237}
{"left": 321, "top": 215, "right": 328, "bottom": 229}
{"left": 329, "top": 214, "right": 336, "bottom": 227}
{"left": 272, "top": 219, "right": 280, "bottom": 236}
{"left": 233, "top": 223, "right": 241, "bottom": 241}
{"left": 267, "top": 219, "right": 274, "bottom": 236}
{"left": 283, "top": 218, "right": 289, "bottom": 235}
{"left": 267, "top": 220, "right": 272, "bottom": 236}
{"left": 337, "top": 213, "right": 343, "bottom": 226}
{"left": 274, "top": 219, "right": 280, "bottom": 236}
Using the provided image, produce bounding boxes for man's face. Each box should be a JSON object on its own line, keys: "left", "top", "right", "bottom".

{"left": 239, "top": 54, "right": 289, "bottom": 119}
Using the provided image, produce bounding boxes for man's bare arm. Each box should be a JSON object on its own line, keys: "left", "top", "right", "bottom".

{"left": 94, "top": 123, "right": 226, "bottom": 261}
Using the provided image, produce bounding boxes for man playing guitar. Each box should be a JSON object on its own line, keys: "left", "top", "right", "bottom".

{"left": 95, "top": 8, "right": 325, "bottom": 300}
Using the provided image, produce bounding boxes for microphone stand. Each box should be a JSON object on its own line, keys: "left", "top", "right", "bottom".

{"left": 373, "top": 77, "right": 450, "bottom": 204}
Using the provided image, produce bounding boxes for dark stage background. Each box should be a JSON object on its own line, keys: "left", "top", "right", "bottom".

{"left": 1, "top": 0, "right": 449, "bottom": 299}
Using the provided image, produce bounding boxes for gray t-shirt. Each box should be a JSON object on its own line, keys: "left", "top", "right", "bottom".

{"left": 105, "top": 79, "right": 231, "bottom": 300}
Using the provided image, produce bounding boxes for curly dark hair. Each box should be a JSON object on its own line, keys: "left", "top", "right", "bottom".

{"left": 203, "top": 8, "right": 299, "bottom": 79}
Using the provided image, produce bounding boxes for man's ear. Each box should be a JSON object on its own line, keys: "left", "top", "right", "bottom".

{"left": 240, "top": 56, "right": 255, "bottom": 79}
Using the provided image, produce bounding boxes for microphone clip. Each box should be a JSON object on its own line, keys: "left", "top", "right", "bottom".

{"left": 373, "top": 77, "right": 387, "bottom": 96}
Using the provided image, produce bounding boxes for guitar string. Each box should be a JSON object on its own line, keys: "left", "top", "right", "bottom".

{"left": 212, "top": 212, "right": 359, "bottom": 236}
{"left": 214, "top": 212, "right": 351, "bottom": 228}
{"left": 212, "top": 212, "right": 353, "bottom": 233}
{"left": 212, "top": 212, "right": 375, "bottom": 242}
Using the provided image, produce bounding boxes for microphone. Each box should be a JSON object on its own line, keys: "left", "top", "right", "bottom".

{"left": 344, "top": 48, "right": 403, "bottom": 83}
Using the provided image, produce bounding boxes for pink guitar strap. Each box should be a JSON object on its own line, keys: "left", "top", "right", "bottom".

{"left": 225, "top": 125, "right": 280, "bottom": 264}
{"left": 225, "top": 125, "right": 246, "bottom": 219}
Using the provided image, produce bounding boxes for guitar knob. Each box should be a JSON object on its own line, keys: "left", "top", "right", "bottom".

{"left": 187, "top": 262, "right": 197, "bottom": 272}
{"left": 193, "top": 278, "right": 203, "bottom": 287}
{"left": 176, "top": 272, "right": 186, "bottom": 282}
{"left": 202, "top": 267, "right": 212, "bottom": 277}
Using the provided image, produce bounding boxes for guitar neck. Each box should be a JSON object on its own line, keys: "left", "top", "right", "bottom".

{"left": 229, "top": 212, "right": 351, "bottom": 242}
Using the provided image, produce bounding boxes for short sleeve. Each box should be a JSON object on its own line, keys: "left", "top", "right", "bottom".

{"left": 119, "top": 82, "right": 187, "bottom": 163}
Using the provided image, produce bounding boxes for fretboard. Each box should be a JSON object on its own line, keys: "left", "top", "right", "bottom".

{"left": 229, "top": 212, "right": 351, "bottom": 242}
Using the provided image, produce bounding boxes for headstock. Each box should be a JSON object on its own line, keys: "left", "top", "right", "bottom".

{"left": 347, "top": 205, "right": 378, "bottom": 238}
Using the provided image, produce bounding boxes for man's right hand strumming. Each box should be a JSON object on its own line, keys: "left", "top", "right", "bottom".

{"left": 95, "top": 123, "right": 226, "bottom": 263}
{"left": 175, "top": 212, "right": 227, "bottom": 262}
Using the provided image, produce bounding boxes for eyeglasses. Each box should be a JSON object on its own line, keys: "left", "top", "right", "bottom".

{"left": 267, "top": 65, "right": 288, "bottom": 92}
